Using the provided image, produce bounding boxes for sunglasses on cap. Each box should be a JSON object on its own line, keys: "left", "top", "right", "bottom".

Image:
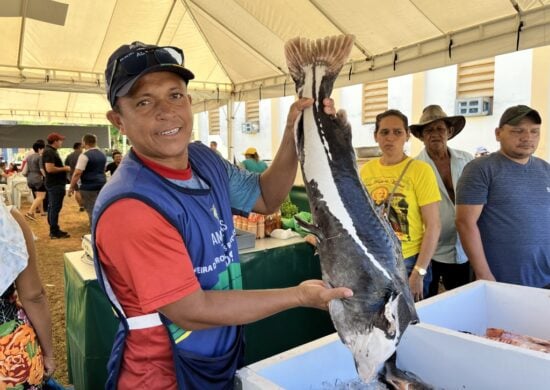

{"left": 108, "top": 46, "right": 184, "bottom": 102}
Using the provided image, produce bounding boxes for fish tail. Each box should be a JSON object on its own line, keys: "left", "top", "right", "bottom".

{"left": 284, "top": 35, "right": 355, "bottom": 85}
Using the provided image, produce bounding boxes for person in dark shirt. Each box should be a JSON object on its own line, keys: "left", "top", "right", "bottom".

{"left": 42, "top": 133, "right": 71, "bottom": 239}
{"left": 105, "top": 151, "right": 122, "bottom": 176}
{"left": 69, "top": 134, "right": 107, "bottom": 226}
{"left": 64, "top": 142, "right": 84, "bottom": 212}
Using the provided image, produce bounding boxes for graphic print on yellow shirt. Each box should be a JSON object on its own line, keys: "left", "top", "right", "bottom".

{"left": 360, "top": 157, "right": 440, "bottom": 258}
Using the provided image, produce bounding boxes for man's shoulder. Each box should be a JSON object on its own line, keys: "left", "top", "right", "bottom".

{"left": 532, "top": 155, "right": 550, "bottom": 169}
{"left": 409, "top": 157, "right": 434, "bottom": 173}
{"left": 448, "top": 147, "right": 474, "bottom": 161}
{"left": 42, "top": 147, "right": 56, "bottom": 159}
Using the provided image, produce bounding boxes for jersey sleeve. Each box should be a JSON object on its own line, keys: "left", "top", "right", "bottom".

{"left": 456, "top": 160, "right": 489, "bottom": 205}
{"left": 95, "top": 199, "right": 200, "bottom": 314}
{"left": 75, "top": 153, "right": 89, "bottom": 171}
{"left": 413, "top": 160, "right": 442, "bottom": 206}
{"left": 222, "top": 159, "right": 261, "bottom": 213}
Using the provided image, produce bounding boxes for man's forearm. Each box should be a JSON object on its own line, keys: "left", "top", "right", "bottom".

{"left": 258, "top": 129, "right": 298, "bottom": 212}
{"left": 69, "top": 171, "right": 82, "bottom": 189}
{"left": 160, "top": 280, "right": 352, "bottom": 331}
{"left": 45, "top": 163, "right": 68, "bottom": 174}
{"left": 457, "top": 222, "right": 493, "bottom": 280}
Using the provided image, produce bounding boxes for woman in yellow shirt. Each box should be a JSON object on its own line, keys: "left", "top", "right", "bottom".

{"left": 360, "top": 109, "right": 441, "bottom": 301}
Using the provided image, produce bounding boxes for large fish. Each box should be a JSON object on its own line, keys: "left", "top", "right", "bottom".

{"left": 284, "top": 35, "right": 425, "bottom": 386}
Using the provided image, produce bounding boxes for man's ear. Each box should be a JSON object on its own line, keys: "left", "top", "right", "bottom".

{"left": 495, "top": 127, "right": 502, "bottom": 142}
{"left": 107, "top": 110, "right": 126, "bottom": 135}
{"left": 495, "top": 127, "right": 501, "bottom": 142}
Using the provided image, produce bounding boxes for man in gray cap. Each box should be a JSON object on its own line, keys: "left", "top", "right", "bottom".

{"left": 456, "top": 105, "right": 550, "bottom": 288}
{"left": 92, "top": 42, "right": 351, "bottom": 389}
{"left": 411, "top": 105, "right": 473, "bottom": 297}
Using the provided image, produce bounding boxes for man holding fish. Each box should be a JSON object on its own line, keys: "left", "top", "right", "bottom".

{"left": 91, "top": 41, "right": 352, "bottom": 389}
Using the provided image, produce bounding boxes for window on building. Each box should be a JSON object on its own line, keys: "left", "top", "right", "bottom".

{"left": 457, "top": 58, "right": 495, "bottom": 98}
{"left": 245, "top": 100, "right": 260, "bottom": 124}
{"left": 362, "top": 80, "right": 388, "bottom": 124}
{"left": 208, "top": 109, "right": 220, "bottom": 135}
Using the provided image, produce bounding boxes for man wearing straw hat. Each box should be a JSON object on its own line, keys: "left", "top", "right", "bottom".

{"left": 411, "top": 105, "right": 473, "bottom": 297}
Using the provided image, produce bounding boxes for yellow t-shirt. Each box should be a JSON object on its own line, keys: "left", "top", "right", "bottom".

{"left": 359, "top": 157, "right": 440, "bottom": 258}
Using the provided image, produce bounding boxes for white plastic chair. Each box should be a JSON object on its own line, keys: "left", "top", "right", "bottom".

{"left": 12, "top": 181, "right": 33, "bottom": 210}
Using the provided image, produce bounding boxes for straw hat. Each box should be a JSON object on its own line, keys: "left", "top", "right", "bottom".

{"left": 409, "top": 105, "right": 465, "bottom": 140}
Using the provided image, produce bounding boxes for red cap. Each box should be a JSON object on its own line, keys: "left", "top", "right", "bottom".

{"left": 47, "top": 132, "right": 66, "bottom": 143}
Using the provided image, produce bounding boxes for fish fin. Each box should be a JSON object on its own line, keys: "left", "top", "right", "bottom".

{"left": 284, "top": 35, "right": 355, "bottom": 85}
{"left": 294, "top": 215, "right": 325, "bottom": 241}
{"left": 381, "top": 355, "right": 433, "bottom": 389}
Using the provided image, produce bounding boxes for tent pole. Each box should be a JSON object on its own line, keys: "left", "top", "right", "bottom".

{"left": 227, "top": 98, "right": 234, "bottom": 163}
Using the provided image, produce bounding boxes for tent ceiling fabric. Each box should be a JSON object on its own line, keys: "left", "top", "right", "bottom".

{"left": 0, "top": 0, "right": 549, "bottom": 125}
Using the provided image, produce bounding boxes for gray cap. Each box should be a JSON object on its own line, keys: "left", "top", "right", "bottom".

{"left": 499, "top": 105, "right": 541, "bottom": 127}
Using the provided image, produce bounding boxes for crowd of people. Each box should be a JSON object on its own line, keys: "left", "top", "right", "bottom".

{"left": 1, "top": 136, "right": 125, "bottom": 237}
{"left": 359, "top": 104, "right": 549, "bottom": 300}
{"left": 1, "top": 40, "right": 549, "bottom": 389}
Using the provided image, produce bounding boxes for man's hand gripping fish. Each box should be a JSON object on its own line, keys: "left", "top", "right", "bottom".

{"left": 284, "top": 35, "right": 430, "bottom": 388}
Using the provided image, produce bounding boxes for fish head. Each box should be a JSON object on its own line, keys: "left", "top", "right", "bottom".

{"left": 343, "top": 291, "right": 417, "bottom": 384}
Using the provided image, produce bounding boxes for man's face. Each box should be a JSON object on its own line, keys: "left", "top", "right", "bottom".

{"left": 107, "top": 71, "right": 193, "bottom": 169}
{"left": 53, "top": 139, "right": 64, "bottom": 149}
{"left": 421, "top": 119, "right": 450, "bottom": 153}
{"left": 113, "top": 154, "right": 122, "bottom": 164}
{"left": 496, "top": 118, "right": 540, "bottom": 162}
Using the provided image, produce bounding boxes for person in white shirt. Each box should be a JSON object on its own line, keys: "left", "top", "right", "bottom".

{"left": 411, "top": 105, "right": 473, "bottom": 297}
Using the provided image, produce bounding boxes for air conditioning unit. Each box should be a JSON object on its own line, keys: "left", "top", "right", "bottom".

{"left": 241, "top": 121, "right": 259, "bottom": 134}
{"left": 455, "top": 97, "right": 493, "bottom": 117}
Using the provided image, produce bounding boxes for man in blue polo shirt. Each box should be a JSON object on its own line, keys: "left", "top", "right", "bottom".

{"left": 456, "top": 105, "right": 550, "bottom": 288}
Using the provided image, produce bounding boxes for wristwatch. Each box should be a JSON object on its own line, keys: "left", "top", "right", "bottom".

{"left": 413, "top": 265, "right": 427, "bottom": 277}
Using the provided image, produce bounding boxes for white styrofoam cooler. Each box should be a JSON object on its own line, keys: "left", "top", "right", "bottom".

{"left": 236, "top": 281, "right": 550, "bottom": 390}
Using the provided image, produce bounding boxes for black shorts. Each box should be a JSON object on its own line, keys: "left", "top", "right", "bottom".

{"left": 29, "top": 183, "right": 46, "bottom": 192}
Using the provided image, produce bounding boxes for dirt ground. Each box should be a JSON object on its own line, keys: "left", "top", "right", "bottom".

{"left": 21, "top": 195, "right": 91, "bottom": 387}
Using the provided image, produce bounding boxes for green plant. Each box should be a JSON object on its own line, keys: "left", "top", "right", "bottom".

{"left": 280, "top": 197, "right": 299, "bottom": 219}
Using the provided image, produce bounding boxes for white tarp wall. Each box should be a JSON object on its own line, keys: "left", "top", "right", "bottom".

{"left": 1, "top": 0, "right": 550, "bottom": 125}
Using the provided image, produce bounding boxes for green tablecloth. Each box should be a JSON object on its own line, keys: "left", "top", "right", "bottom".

{"left": 240, "top": 240, "right": 334, "bottom": 364}
{"left": 64, "top": 239, "right": 334, "bottom": 389}
{"left": 64, "top": 252, "right": 118, "bottom": 390}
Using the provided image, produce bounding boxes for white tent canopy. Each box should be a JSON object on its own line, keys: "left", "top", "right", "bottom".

{"left": 1, "top": 0, "right": 549, "bottom": 125}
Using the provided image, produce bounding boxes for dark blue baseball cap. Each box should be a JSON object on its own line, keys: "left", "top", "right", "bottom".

{"left": 105, "top": 41, "right": 195, "bottom": 108}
